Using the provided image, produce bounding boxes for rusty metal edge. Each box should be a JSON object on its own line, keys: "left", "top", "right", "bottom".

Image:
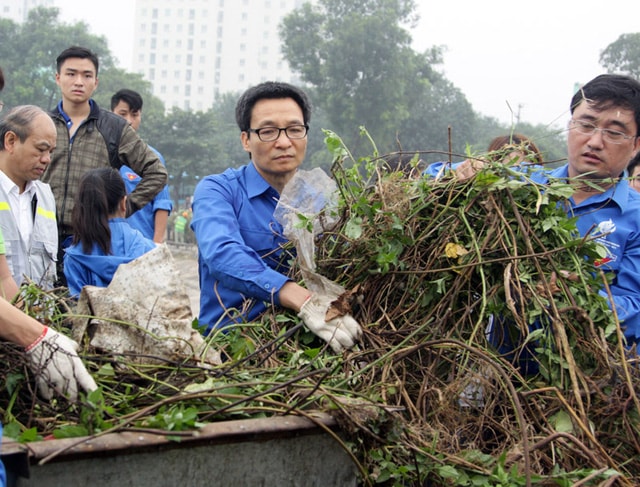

{"left": 1, "top": 412, "right": 338, "bottom": 464}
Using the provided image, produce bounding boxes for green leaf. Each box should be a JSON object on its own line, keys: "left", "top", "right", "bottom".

{"left": 551, "top": 410, "right": 574, "bottom": 433}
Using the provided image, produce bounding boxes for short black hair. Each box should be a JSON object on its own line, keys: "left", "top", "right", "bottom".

{"left": 235, "top": 81, "right": 312, "bottom": 132}
{"left": 56, "top": 46, "right": 99, "bottom": 75}
{"left": 111, "top": 89, "right": 144, "bottom": 112}
{"left": 571, "top": 74, "right": 640, "bottom": 137}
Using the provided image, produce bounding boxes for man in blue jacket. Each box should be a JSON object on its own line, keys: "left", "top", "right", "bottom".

{"left": 191, "top": 82, "right": 361, "bottom": 353}
{"left": 428, "top": 74, "right": 640, "bottom": 351}
{"left": 111, "top": 89, "right": 173, "bottom": 243}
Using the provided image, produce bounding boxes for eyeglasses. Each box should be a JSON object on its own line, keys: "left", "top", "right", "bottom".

{"left": 569, "top": 118, "right": 636, "bottom": 144}
{"left": 248, "top": 124, "right": 308, "bottom": 142}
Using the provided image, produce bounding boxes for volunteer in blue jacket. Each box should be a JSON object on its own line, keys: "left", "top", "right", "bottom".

{"left": 64, "top": 167, "right": 156, "bottom": 298}
{"left": 427, "top": 74, "right": 640, "bottom": 349}
{"left": 111, "top": 89, "right": 173, "bottom": 243}
{"left": 191, "top": 81, "right": 361, "bottom": 353}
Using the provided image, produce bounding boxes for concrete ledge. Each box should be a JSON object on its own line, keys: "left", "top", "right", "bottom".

{"left": 2, "top": 413, "right": 357, "bottom": 486}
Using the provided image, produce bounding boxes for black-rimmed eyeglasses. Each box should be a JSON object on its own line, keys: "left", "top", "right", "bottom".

{"left": 248, "top": 124, "right": 308, "bottom": 142}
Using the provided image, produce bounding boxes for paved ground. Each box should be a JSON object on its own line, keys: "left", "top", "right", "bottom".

{"left": 167, "top": 242, "right": 200, "bottom": 314}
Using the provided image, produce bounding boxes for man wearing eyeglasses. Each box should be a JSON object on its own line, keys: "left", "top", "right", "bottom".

{"left": 550, "top": 74, "right": 640, "bottom": 346}
{"left": 430, "top": 74, "right": 640, "bottom": 353}
{"left": 191, "top": 81, "right": 361, "bottom": 353}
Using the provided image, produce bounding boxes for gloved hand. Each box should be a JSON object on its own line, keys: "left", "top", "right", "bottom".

{"left": 25, "top": 327, "right": 98, "bottom": 402}
{"left": 298, "top": 294, "right": 362, "bottom": 353}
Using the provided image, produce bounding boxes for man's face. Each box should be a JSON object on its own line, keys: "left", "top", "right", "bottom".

{"left": 3, "top": 113, "right": 56, "bottom": 189}
{"left": 55, "top": 57, "right": 98, "bottom": 105}
{"left": 112, "top": 100, "right": 142, "bottom": 131}
{"left": 240, "top": 97, "right": 307, "bottom": 181}
{"left": 567, "top": 100, "right": 640, "bottom": 180}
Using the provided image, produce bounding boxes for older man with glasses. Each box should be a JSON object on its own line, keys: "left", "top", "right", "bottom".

{"left": 190, "top": 81, "right": 362, "bottom": 353}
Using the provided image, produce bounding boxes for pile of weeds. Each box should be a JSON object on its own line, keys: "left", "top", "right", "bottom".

{"left": 1, "top": 130, "right": 639, "bottom": 486}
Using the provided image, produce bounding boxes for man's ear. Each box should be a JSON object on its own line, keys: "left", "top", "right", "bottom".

{"left": 240, "top": 131, "right": 251, "bottom": 153}
{"left": 4, "top": 131, "right": 17, "bottom": 153}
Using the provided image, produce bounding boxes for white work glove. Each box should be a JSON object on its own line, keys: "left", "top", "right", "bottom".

{"left": 298, "top": 294, "right": 362, "bottom": 353}
{"left": 25, "top": 327, "right": 98, "bottom": 402}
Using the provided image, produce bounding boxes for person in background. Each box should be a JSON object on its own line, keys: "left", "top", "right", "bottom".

{"left": 111, "top": 89, "right": 173, "bottom": 243}
{"left": 42, "top": 46, "right": 167, "bottom": 284}
{"left": 173, "top": 211, "right": 188, "bottom": 243}
{"left": 191, "top": 81, "right": 362, "bottom": 353}
{"left": 0, "top": 67, "right": 96, "bottom": 487}
{"left": 63, "top": 167, "right": 156, "bottom": 298}
{"left": 627, "top": 150, "right": 640, "bottom": 192}
{"left": 425, "top": 133, "right": 543, "bottom": 181}
{"left": 0, "top": 105, "right": 58, "bottom": 289}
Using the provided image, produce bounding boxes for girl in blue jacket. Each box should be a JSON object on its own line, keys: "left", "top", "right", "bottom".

{"left": 64, "top": 168, "right": 156, "bottom": 298}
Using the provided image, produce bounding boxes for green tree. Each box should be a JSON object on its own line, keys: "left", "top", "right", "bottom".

{"left": 207, "top": 92, "right": 250, "bottom": 171}
{"left": 280, "top": 0, "right": 449, "bottom": 155}
{"left": 600, "top": 33, "right": 640, "bottom": 78}
{"left": 146, "top": 107, "right": 224, "bottom": 203}
{"left": 0, "top": 7, "right": 115, "bottom": 110}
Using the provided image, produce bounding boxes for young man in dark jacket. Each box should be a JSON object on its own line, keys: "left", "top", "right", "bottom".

{"left": 42, "top": 46, "right": 167, "bottom": 282}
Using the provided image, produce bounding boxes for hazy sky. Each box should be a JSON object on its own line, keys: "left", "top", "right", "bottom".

{"left": 54, "top": 0, "right": 640, "bottom": 127}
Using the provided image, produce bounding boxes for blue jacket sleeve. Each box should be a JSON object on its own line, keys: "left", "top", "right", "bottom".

{"left": 191, "top": 176, "right": 290, "bottom": 305}
{"left": 63, "top": 253, "right": 91, "bottom": 298}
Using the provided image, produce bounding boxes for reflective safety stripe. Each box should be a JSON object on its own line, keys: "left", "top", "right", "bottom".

{"left": 36, "top": 207, "right": 56, "bottom": 220}
{"left": 0, "top": 201, "right": 10, "bottom": 211}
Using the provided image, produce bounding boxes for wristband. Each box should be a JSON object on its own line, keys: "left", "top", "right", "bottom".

{"left": 299, "top": 294, "right": 313, "bottom": 313}
{"left": 25, "top": 326, "right": 48, "bottom": 352}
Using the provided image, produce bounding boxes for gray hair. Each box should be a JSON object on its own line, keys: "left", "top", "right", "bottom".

{"left": 0, "top": 105, "right": 50, "bottom": 150}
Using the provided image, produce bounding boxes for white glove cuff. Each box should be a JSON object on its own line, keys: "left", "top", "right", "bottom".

{"left": 25, "top": 326, "right": 49, "bottom": 353}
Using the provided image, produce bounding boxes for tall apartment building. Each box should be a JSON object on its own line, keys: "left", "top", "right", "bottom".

{"left": 133, "top": 0, "right": 309, "bottom": 112}
{"left": 0, "top": 0, "right": 53, "bottom": 22}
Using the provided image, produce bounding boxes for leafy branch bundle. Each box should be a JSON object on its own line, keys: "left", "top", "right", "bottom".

{"left": 311, "top": 130, "right": 640, "bottom": 485}
{"left": 0, "top": 131, "right": 639, "bottom": 486}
